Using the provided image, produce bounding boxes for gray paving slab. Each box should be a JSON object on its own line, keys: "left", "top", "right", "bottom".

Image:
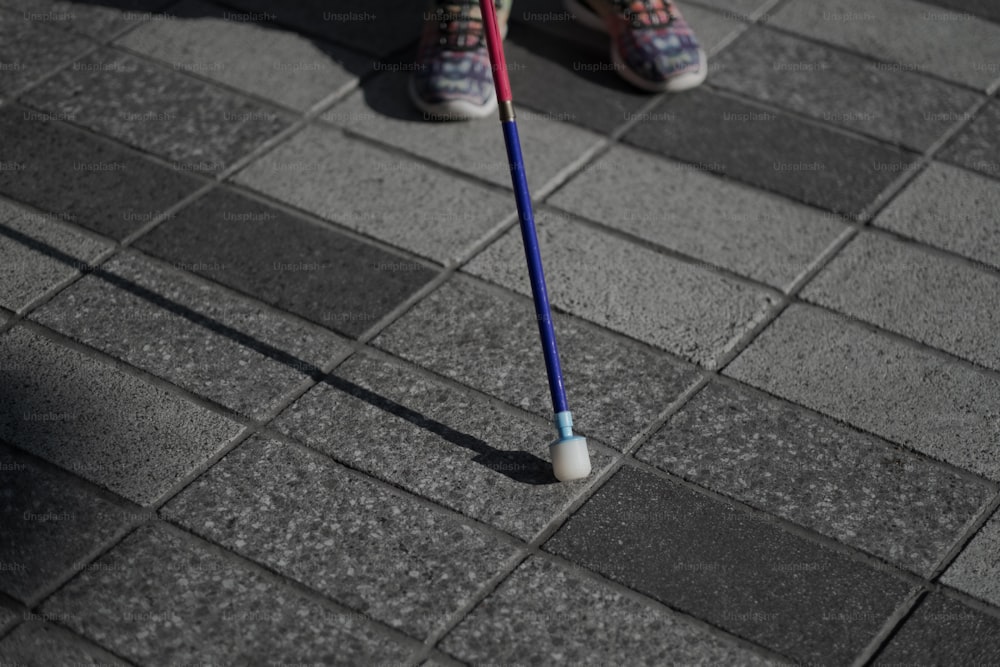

{"left": 0, "top": 9, "right": 93, "bottom": 95}
{"left": 941, "top": 512, "right": 1000, "bottom": 607}
{"left": 802, "top": 231, "right": 1000, "bottom": 371}
{"left": 0, "top": 326, "right": 243, "bottom": 505}
{"left": 710, "top": 26, "right": 983, "bottom": 151}
{"left": 0, "top": 602, "right": 16, "bottom": 633}
{"left": 31, "top": 252, "right": 350, "bottom": 419}
{"left": 0, "top": 105, "right": 203, "bottom": 239}
{"left": 164, "top": 434, "right": 516, "bottom": 638}
{"left": 875, "top": 161, "right": 1000, "bottom": 270}
{"left": 725, "top": 304, "right": 1000, "bottom": 480}
{"left": 637, "top": 380, "right": 993, "bottom": 575}
{"left": 322, "top": 70, "right": 603, "bottom": 192}
{"left": 0, "top": 622, "right": 127, "bottom": 667}
{"left": 692, "top": 0, "right": 775, "bottom": 19}
{"left": 234, "top": 124, "right": 512, "bottom": 264}
{"left": 922, "top": 0, "right": 1000, "bottom": 22}
{"left": 465, "top": 209, "right": 779, "bottom": 368}
{"left": 548, "top": 144, "right": 847, "bottom": 289}
{"left": 273, "top": 352, "right": 614, "bottom": 540}
{"left": 440, "top": 556, "right": 773, "bottom": 666}
{"left": 2, "top": 0, "right": 172, "bottom": 39}
{"left": 372, "top": 278, "right": 699, "bottom": 450}
{"left": 940, "top": 100, "right": 1000, "bottom": 178}
{"left": 545, "top": 466, "right": 913, "bottom": 664}
{"left": 42, "top": 523, "right": 413, "bottom": 666}
{"left": 0, "top": 201, "right": 111, "bottom": 313}
{"left": 116, "top": 0, "right": 372, "bottom": 112}
{"left": 22, "top": 47, "right": 292, "bottom": 173}
{"left": 873, "top": 594, "right": 1000, "bottom": 664}
{"left": 768, "top": 0, "right": 1000, "bottom": 90}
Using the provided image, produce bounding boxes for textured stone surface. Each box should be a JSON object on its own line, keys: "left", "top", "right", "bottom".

{"left": 0, "top": 622, "right": 127, "bottom": 666}
{"left": 440, "top": 556, "right": 772, "bottom": 666}
{"left": 546, "top": 466, "right": 913, "bottom": 664}
{"left": 549, "top": 144, "right": 847, "bottom": 289}
{"left": 637, "top": 381, "right": 993, "bottom": 575}
{"left": 2, "top": 0, "right": 172, "bottom": 39}
{"left": 164, "top": 435, "right": 516, "bottom": 638}
{"left": 0, "top": 326, "right": 243, "bottom": 505}
{"left": 0, "top": 9, "right": 92, "bottom": 94}
{"left": 726, "top": 304, "right": 1000, "bottom": 480}
{"left": 922, "top": 0, "right": 1000, "bottom": 22}
{"left": 873, "top": 594, "right": 1000, "bottom": 664}
{"left": 465, "top": 210, "right": 780, "bottom": 367}
{"left": 42, "top": 523, "right": 413, "bottom": 665}
{"left": 941, "top": 512, "right": 1000, "bottom": 607}
{"left": 940, "top": 100, "right": 1000, "bottom": 178}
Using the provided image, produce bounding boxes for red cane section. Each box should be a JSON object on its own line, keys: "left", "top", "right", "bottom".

{"left": 478, "top": 0, "right": 512, "bottom": 102}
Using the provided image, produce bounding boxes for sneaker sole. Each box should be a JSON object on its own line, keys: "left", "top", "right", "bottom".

{"left": 408, "top": 75, "right": 499, "bottom": 121}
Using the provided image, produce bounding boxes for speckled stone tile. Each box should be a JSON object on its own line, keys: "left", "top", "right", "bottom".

{"left": 941, "top": 512, "right": 1000, "bottom": 607}
{"left": 769, "top": 0, "right": 1000, "bottom": 90}
{"left": 546, "top": 466, "right": 913, "bottom": 664}
{"left": 22, "top": 48, "right": 292, "bottom": 173}
{"left": 164, "top": 435, "right": 516, "bottom": 638}
{"left": 42, "top": 523, "right": 413, "bottom": 665}
{"left": 692, "top": 0, "right": 774, "bottom": 19}
{"left": 0, "top": 9, "right": 93, "bottom": 95}
{"left": 622, "top": 88, "right": 919, "bottom": 217}
{"left": 465, "top": 210, "right": 780, "bottom": 368}
{"left": 875, "top": 161, "right": 1000, "bottom": 270}
{"left": 939, "top": 100, "right": 1000, "bottom": 178}
{"left": 725, "top": 304, "right": 1000, "bottom": 480}
{"left": 802, "top": 232, "right": 1000, "bottom": 371}
{"left": 0, "top": 201, "right": 111, "bottom": 313}
{"left": 0, "top": 105, "right": 202, "bottom": 240}
{"left": 3, "top": 0, "right": 172, "bottom": 39}
{"left": 873, "top": 594, "right": 1000, "bottom": 665}
{"left": 0, "top": 326, "right": 243, "bottom": 505}
{"left": 440, "top": 556, "right": 773, "bottom": 666}
{"left": 233, "top": 124, "right": 511, "bottom": 264}
{"left": 710, "top": 26, "right": 983, "bottom": 151}
{"left": 637, "top": 381, "right": 993, "bottom": 575}
{"left": 0, "top": 622, "right": 127, "bottom": 667}
{"left": 372, "top": 278, "right": 699, "bottom": 450}
{"left": 273, "top": 352, "right": 614, "bottom": 540}
{"left": 116, "top": 0, "right": 372, "bottom": 111}
{"left": 0, "top": 602, "right": 16, "bottom": 632}
{"left": 548, "top": 144, "right": 847, "bottom": 289}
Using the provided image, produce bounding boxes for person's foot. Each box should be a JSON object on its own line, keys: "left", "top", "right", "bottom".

{"left": 564, "top": 0, "right": 707, "bottom": 92}
{"left": 410, "top": 0, "right": 511, "bottom": 120}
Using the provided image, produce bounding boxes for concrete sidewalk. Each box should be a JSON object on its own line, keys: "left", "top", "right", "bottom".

{"left": 2, "top": 0, "right": 1000, "bottom": 664}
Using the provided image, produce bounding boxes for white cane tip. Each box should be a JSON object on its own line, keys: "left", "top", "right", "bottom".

{"left": 550, "top": 436, "right": 591, "bottom": 482}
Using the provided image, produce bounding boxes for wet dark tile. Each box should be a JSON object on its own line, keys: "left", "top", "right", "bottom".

{"left": 874, "top": 594, "right": 1000, "bottom": 665}
{"left": 940, "top": 100, "right": 1000, "bottom": 178}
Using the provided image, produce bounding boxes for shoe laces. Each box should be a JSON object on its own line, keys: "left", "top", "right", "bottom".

{"left": 429, "top": 1, "right": 486, "bottom": 51}
{"left": 611, "top": 0, "right": 678, "bottom": 29}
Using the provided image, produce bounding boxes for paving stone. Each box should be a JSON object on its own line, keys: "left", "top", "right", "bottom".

{"left": 622, "top": 88, "right": 918, "bottom": 217}
{"left": 802, "top": 232, "right": 1000, "bottom": 371}
{"left": 941, "top": 512, "right": 1000, "bottom": 607}
{"left": 0, "top": 9, "right": 93, "bottom": 95}
{"left": 22, "top": 47, "right": 292, "bottom": 173}
{"left": 692, "top": 0, "right": 774, "bottom": 19}
{"left": 548, "top": 144, "right": 847, "bottom": 289}
{"left": 637, "top": 380, "right": 993, "bottom": 575}
{"left": 725, "top": 304, "right": 1000, "bottom": 480}
{"left": 42, "top": 523, "right": 413, "bottom": 665}
{"left": 0, "top": 105, "right": 203, "bottom": 240}
{"left": 0, "top": 622, "right": 127, "bottom": 667}
{"left": 116, "top": 0, "right": 372, "bottom": 111}
{"left": 921, "top": 0, "right": 1000, "bottom": 22}
{"left": 164, "top": 435, "right": 516, "bottom": 638}
{"left": 939, "top": 100, "right": 1000, "bottom": 178}
{"left": 0, "top": 602, "right": 16, "bottom": 633}
{"left": 273, "top": 352, "right": 614, "bottom": 540}
{"left": 769, "top": 0, "right": 1000, "bottom": 90}
{"left": 545, "top": 466, "right": 913, "bottom": 664}
{"left": 440, "top": 556, "right": 772, "bottom": 666}
{"left": 710, "top": 26, "right": 983, "bottom": 151}
{"left": 323, "top": 70, "right": 603, "bottom": 193}
{"left": 2, "top": 0, "right": 172, "bottom": 39}
{"left": 465, "top": 210, "right": 779, "bottom": 368}
{"left": 0, "top": 326, "right": 243, "bottom": 505}
{"left": 873, "top": 594, "right": 1000, "bottom": 664}
{"left": 874, "top": 161, "right": 1000, "bottom": 270}
{"left": 31, "top": 252, "right": 349, "bottom": 419}
{"left": 234, "top": 124, "right": 511, "bottom": 264}
{"left": 134, "top": 187, "right": 437, "bottom": 337}
{"left": 372, "top": 278, "right": 699, "bottom": 449}
{"left": 0, "top": 200, "right": 111, "bottom": 312}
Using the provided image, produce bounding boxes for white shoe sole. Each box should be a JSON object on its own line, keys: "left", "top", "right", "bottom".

{"left": 408, "top": 75, "right": 498, "bottom": 121}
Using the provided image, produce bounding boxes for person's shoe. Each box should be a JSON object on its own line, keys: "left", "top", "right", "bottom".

{"left": 410, "top": 0, "right": 511, "bottom": 120}
{"left": 564, "top": 0, "right": 706, "bottom": 92}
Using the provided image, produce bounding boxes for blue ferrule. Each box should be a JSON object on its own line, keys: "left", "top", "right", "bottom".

{"left": 555, "top": 411, "right": 574, "bottom": 440}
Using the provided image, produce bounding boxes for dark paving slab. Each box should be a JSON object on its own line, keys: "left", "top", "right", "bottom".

{"left": 164, "top": 435, "right": 517, "bottom": 638}
{"left": 941, "top": 512, "right": 1000, "bottom": 608}
{"left": 0, "top": 106, "right": 203, "bottom": 239}
{"left": 0, "top": 622, "right": 127, "bottom": 667}
{"left": 939, "top": 100, "right": 1000, "bottom": 178}
{"left": 922, "top": 0, "right": 1000, "bottom": 22}
{"left": 873, "top": 594, "right": 1000, "bottom": 665}
{"left": 622, "top": 88, "right": 919, "bottom": 217}
{"left": 373, "top": 278, "right": 699, "bottom": 450}
{"left": 42, "top": 523, "right": 413, "bottom": 665}
{"left": 0, "top": 9, "right": 92, "bottom": 95}
{"left": 134, "top": 187, "right": 437, "bottom": 338}
{"left": 545, "top": 466, "right": 913, "bottom": 664}
{"left": 1, "top": 0, "right": 173, "bottom": 39}
{"left": 440, "top": 556, "right": 772, "bottom": 665}
{"left": 637, "top": 380, "right": 993, "bottom": 576}
{"left": 22, "top": 47, "right": 292, "bottom": 173}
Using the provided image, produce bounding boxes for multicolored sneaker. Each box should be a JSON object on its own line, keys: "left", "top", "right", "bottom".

{"left": 564, "top": 0, "right": 707, "bottom": 92}
{"left": 410, "top": 0, "right": 511, "bottom": 120}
